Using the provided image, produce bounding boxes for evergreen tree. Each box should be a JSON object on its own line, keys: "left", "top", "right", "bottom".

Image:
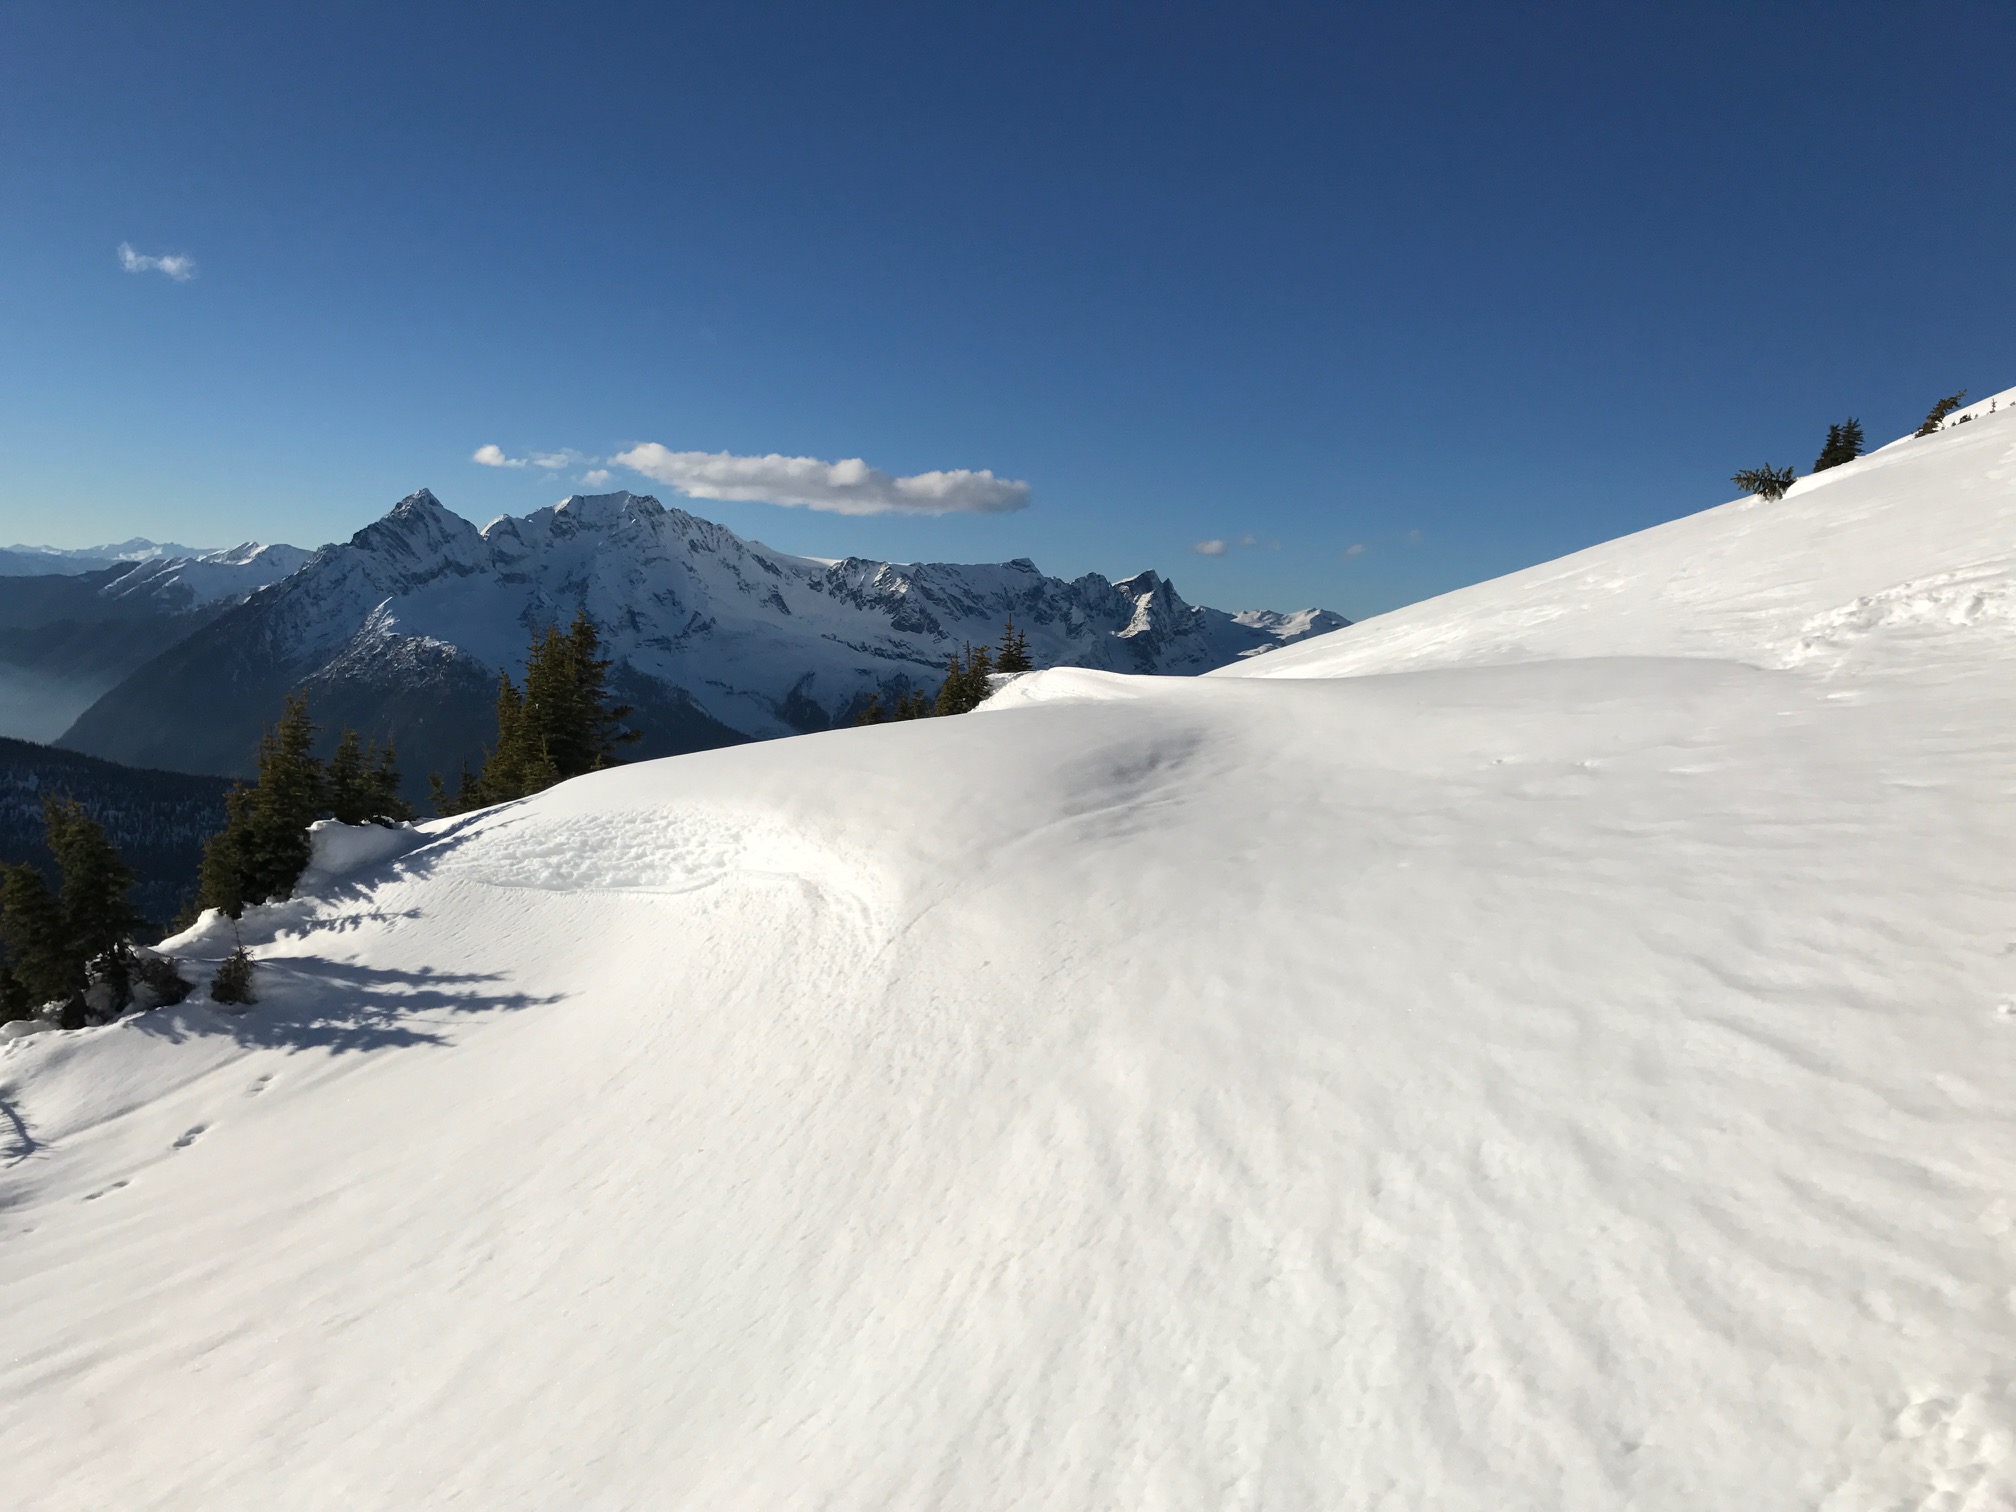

{"left": 853, "top": 695, "right": 889, "bottom": 726}
{"left": 894, "top": 689, "right": 931, "bottom": 720}
{"left": 196, "top": 695, "right": 328, "bottom": 915}
{"left": 44, "top": 797, "right": 138, "bottom": 1006}
{"left": 326, "top": 729, "right": 413, "bottom": 825}
{"left": 994, "top": 617, "right": 1034, "bottom": 674}
{"left": 212, "top": 945, "right": 256, "bottom": 1006}
{"left": 932, "top": 642, "right": 996, "bottom": 716}
{"left": 1813, "top": 418, "right": 1865, "bottom": 472}
{"left": 0, "top": 800, "right": 143, "bottom": 1025}
{"left": 0, "top": 963, "right": 29, "bottom": 1025}
{"left": 1914, "top": 390, "right": 1967, "bottom": 437}
{"left": 0, "top": 862, "right": 78, "bottom": 1016}
{"left": 431, "top": 612, "right": 635, "bottom": 815}
{"left": 1731, "top": 464, "right": 1796, "bottom": 502}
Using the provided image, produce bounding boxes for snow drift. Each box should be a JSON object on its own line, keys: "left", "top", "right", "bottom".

{"left": 3, "top": 394, "right": 2015, "bottom": 1509}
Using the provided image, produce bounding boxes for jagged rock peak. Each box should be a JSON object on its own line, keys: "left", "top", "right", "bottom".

{"left": 347, "top": 488, "right": 484, "bottom": 568}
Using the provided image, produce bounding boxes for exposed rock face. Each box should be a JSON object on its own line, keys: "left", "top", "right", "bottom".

{"left": 59, "top": 489, "right": 1346, "bottom": 784}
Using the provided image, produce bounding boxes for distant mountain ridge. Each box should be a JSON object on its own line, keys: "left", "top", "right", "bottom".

{"left": 0, "top": 542, "right": 316, "bottom": 742}
{"left": 59, "top": 489, "right": 1346, "bottom": 786}
{"left": 0, "top": 537, "right": 218, "bottom": 577}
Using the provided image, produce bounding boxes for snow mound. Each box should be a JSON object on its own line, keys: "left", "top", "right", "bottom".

{"left": 3, "top": 403, "right": 2015, "bottom": 1509}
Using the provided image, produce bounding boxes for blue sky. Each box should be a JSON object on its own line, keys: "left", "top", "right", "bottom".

{"left": 2, "top": 1, "right": 2012, "bottom": 618}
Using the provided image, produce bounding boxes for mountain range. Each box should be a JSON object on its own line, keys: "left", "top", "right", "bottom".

{"left": 0, "top": 542, "right": 314, "bottom": 742}
{"left": 21, "top": 491, "right": 1344, "bottom": 787}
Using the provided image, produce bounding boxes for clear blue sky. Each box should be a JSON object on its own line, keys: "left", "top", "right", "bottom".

{"left": 2, "top": 0, "right": 2011, "bottom": 617}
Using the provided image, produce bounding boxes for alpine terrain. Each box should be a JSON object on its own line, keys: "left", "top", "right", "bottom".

{"left": 3, "top": 389, "right": 2013, "bottom": 1509}
{"left": 57, "top": 490, "right": 1345, "bottom": 784}
{"left": 0, "top": 542, "right": 312, "bottom": 743}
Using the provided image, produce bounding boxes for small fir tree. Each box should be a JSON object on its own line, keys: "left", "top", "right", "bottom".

{"left": 1813, "top": 418, "right": 1865, "bottom": 472}
{"left": 1914, "top": 391, "right": 1967, "bottom": 437}
{"left": 932, "top": 642, "right": 995, "bottom": 717}
{"left": 212, "top": 945, "right": 256, "bottom": 1006}
{"left": 994, "top": 618, "right": 1034, "bottom": 674}
{"left": 853, "top": 696, "right": 889, "bottom": 726}
{"left": 1732, "top": 464, "right": 1797, "bottom": 502}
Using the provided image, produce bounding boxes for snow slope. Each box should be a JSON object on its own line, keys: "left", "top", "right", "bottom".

{"left": 3, "top": 400, "right": 2015, "bottom": 1509}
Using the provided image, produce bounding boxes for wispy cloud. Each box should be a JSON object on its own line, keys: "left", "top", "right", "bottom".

{"left": 1342, "top": 542, "right": 1367, "bottom": 559}
{"left": 610, "top": 445, "right": 1030, "bottom": 516}
{"left": 117, "top": 242, "right": 196, "bottom": 281}
{"left": 472, "top": 444, "right": 584, "bottom": 471}
{"left": 1193, "top": 532, "right": 1273, "bottom": 557}
{"left": 579, "top": 468, "right": 614, "bottom": 488}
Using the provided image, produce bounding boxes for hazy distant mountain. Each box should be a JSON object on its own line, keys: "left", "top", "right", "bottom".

{"left": 0, "top": 543, "right": 312, "bottom": 741}
{"left": 60, "top": 489, "right": 1345, "bottom": 787}
{"left": 0, "top": 538, "right": 216, "bottom": 576}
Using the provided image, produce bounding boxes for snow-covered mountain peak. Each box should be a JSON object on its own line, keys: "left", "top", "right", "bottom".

{"left": 341, "top": 489, "right": 486, "bottom": 577}
{"left": 59, "top": 487, "right": 1345, "bottom": 777}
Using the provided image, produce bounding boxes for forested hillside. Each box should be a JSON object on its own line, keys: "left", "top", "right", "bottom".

{"left": 0, "top": 738, "right": 231, "bottom": 933}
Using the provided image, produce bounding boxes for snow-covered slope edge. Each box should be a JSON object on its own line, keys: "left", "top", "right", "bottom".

{"left": 1217, "top": 382, "right": 2016, "bottom": 681}
{"left": 3, "top": 397, "right": 2014, "bottom": 1510}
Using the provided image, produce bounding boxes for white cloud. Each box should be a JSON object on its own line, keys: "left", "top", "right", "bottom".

{"left": 610, "top": 444, "right": 1030, "bottom": 516}
{"left": 1195, "top": 533, "right": 1276, "bottom": 556}
{"left": 473, "top": 444, "right": 585, "bottom": 471}
{"left": 117, "top": 242, "right": 196, "bottom": 281}
{"left": 1404, "top": 528, "right": 1424, "bottom": 545}
{"left": 1343, "top": 542, "right": 1367, "bottom": 558}
{"left": 579, "top": 468, "right": 615, "bottom": 488}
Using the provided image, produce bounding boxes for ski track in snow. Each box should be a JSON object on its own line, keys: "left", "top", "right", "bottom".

{"left": 3, "top": 398, "right": 2016, "bottom": 1508}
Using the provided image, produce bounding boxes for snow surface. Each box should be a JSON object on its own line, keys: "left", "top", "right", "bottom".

{"left": 4, "top": 401, "right": 2015, "bottom": 1509}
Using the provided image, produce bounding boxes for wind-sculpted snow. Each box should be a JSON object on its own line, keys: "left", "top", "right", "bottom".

{"left": 4, "top": 399, "right": 2015, "bottom": 1509}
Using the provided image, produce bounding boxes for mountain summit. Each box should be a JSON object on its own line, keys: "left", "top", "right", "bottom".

{"left": 58, "top": 490, "right": 1344, "bottom": 781}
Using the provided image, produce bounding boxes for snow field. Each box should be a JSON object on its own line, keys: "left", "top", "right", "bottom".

{"left": 3, "top": 398, "right": 2016, "bottom": 1508}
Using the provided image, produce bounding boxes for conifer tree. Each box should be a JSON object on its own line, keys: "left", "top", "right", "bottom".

{"left": 932, "top": 642, "right": 996, "bottom": 716}
{"left": 894, "top": 690, "right": 930, "bottom": 720}
{"left": 0, "top": 963, "right": 29, "bottom": 1025}
{"left": 994, "top": 617, "right": 1033, "bottom": 674}
{"left": 197, "top": 695, "right": 329, "bottom": 915}
{"left": 1914, "top": 390, "right": 1967, "bottom": 437}
{"left": 853, "top": 695, "right": 889, "bottom": 726}
{"left": 0, "top": 800, "right": 143, "bottom": 1026}
{"left": 0, "top": 862, "right": 78, "bottom": 1016}
{"left": 44, "top": 798, "right": 138, "bottom": 1006}
{"left": 1731, "top": 464, "right": 1796, "bottom": 502}
{"left": 212, "top": 945, "right": 256, "bottom": 1006}
{"left": 325, "top": 729, "right": 413, "bottom": 825}
{"left": 1813, "top": 419, "right": 1865, "bottom": 472}
{"left": 431, "top": 612, "right": 635, "bottom": 814}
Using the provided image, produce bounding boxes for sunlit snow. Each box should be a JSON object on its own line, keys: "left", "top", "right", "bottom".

{"left": 3, "top": 394, "right": 2014, "bottom": 1508}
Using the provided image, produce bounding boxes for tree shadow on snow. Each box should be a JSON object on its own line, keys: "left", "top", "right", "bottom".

{"left": 134, "top": 958, "right": 564, "bottom": 1056}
